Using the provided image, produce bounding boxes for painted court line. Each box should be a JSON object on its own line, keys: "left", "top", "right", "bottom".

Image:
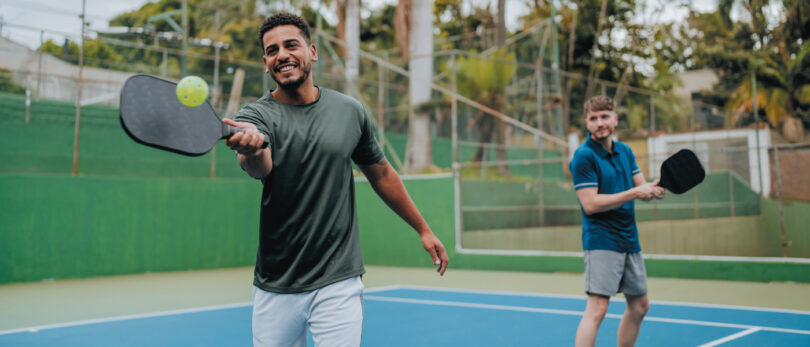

{"left": 4, "top": 285, "right": 807, "bottom": 341}
{"left": 364, "top": 285, "right": 404, "bottom": 293}
{"left": 0, "top": 286, "right": 402, "bottom": 336}
{"left": 393, "top": 285, "right": 810, "bottom": 315}
{"left": 0, "top": 302, "right": 252, "bottom": 336}
{"left": 698, "top": 328, "right": 762, "bottom": 347}
{"left": 364, "top": 295, "right": 810, "bottom": 336}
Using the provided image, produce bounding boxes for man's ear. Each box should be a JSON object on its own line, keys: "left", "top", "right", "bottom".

{"left": 263, "top": 56, "right": 270, "bottom": 73}
{"left": 310, "top": 43, "right": 318, "bottom": 62}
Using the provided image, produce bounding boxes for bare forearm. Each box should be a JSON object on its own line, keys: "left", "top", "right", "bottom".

{"left": 577, "top": 173, "right": 659, "bottom": 215}
{"left": 237, "top": 148, "right": 273, "bottom": 179}
{"left": 366, "top": 167, "right": 430, "bottom": 234}
{"left": 360, "top": 160, "right": 447, "bottom": 274}
{"left": 580, "top": 190, "right": 638, "bottom": 215}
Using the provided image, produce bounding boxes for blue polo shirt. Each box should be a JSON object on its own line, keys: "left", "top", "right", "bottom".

{"left": 569, "top": 136, "right": 642, "bottom": 252}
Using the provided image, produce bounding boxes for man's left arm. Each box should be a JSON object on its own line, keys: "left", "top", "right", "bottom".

{"left": 358, "top": 158, "right": 449, "bottom": 275}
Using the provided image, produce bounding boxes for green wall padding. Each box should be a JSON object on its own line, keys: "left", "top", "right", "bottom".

{"left": 1, "top": 174, "right": 809, "bottom": 285}
{"left": 1, "top": 93, "right": 808, "bottom": 284}
{"left": 0, "top": 174, "right": 261, "bottom": 283}
{"left": 761, "top": 198, "right": 810, "bottom": 259}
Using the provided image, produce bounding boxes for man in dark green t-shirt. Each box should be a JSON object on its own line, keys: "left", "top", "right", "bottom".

{"left": 222, "top": 12, "right": 449, "bottom": 346}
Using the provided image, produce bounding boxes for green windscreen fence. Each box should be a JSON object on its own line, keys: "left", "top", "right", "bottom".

{"left": 0, "top": 92, "right": 247, "bottom": 178}
{"left": 0, "top": 92, "right": 563, "bottom": 179}
{"left": 2, "top": 92, "right": 809, "bottom": 284}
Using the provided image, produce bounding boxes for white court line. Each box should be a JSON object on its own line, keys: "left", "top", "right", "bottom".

{"left": 0, "top": 302, "right": 251, "bottom": 336}
{"left": 390, "top": 285, "right": 810, "bottom": 315}
{"left": 354, "top": 172, "right": 452, "bottom": 182}
{"left": 364, "top": 285, "right": 404, "bottom": 293}
{"left": 698, "top": 328, "right": 762, "bottom": 347}
{"left": 455, "top": 246, "right": 810, "bottom": 263}
{"left": 3, "top": 285, "right": 807, "bottom": 338}
{"left": 363, "top": 296, "right": 810, "bottom": 336}
{"left": 0, "top": 285, "right": 399, "bottom": 336}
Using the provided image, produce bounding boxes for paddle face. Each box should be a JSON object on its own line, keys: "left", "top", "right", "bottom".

{"left": 658, "top": 149, "right": 705, "bottom": 194}
{"left": 120, "top": 74, "right": 224, "bottom": 156}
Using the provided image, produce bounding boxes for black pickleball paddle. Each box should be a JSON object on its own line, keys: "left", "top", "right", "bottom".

{"left": 120, "top": 74, "right": 267, "bottom": 156}
{"left": 658, "top": 149, "right": 705, "bottom": 194}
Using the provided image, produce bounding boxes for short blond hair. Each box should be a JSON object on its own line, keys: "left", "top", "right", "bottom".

{"left": 583, "top": 96, "right": 615, "bottom": 114}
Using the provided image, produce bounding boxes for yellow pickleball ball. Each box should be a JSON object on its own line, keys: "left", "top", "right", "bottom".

{"left": 176, "top": 75, "right": 209, "bottom": 107}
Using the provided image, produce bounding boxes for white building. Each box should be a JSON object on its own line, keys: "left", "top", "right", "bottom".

{"left": 0, "top": 36, "right": 133, "bottom": 106}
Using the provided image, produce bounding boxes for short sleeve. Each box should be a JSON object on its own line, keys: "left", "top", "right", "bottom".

{"left": 629, "top": 148, "right": 641, "bottom": 176}
{"left": 351, "top": 107, "right": 385, "bottom": 165}
{"left": 570, "top": 151, "right": 598, "bottom": 190}
{"left": 234, "top": 105, "right": 273, "bottom": 151}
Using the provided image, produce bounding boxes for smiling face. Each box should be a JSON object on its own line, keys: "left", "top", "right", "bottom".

{"left": 261, "top": 25, "right": 317, "bottom": 91}
{"left": 585, "top": 109, "right": 618, "bottom": 142}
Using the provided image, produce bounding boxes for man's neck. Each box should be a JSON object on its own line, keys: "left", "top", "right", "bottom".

{"left": 272, "top": 82, "right": 318, "bottom": 105}
{"left": 591, "top": 135, "right": 613, "bottom": 153}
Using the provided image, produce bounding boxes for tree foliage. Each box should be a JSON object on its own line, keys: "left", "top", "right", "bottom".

{"left": 40, "top": 39, "right": 124, "bottom": 70}
{"left": 27, "top": 0, "right": 808, "bottom": 140}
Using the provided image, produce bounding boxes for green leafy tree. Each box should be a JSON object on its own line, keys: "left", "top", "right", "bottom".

{"left": 728, "top": 41, "right": 810, "bottom": 141}
{"left": 446, "top": 49, "right": 517, "bottom": 175}
{"left": 360, "top": 4, "right": 396, "bottom": 51}
{"left": 39, "top": 39, "right": 123, "bottom": 69}
{"left": 673, "top": 0, "right": 810, "bottom": 141}
{"left": 0, "top": 68, "right": 26, "bottom": 94}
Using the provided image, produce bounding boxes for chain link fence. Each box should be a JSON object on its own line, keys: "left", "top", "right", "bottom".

{"left": 1, "top": 18, "right": 808, "bottom": 260}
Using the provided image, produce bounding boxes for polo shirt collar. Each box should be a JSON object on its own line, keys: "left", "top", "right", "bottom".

{"left": 586, "top": 135, "right": 617, "bottom": 158}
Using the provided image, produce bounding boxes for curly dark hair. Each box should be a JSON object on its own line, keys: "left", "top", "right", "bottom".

{"left": 583, "top": 95, "right": 615, "bottom": 114}
{"left": 258, "top": 12, "right": 312, "bottom": 51}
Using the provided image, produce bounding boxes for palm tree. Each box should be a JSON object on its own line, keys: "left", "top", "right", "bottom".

{"left": 394, "top": 0, "right": 411, "bottom": 60}
{"left": 403, "top": 0, "right": 435, "bottom": 172}
{"left": 448, "top": 49, "right": 518, "bottom": 175}
{"left": 728, "top": 41, "right": 810, "bottom": 142}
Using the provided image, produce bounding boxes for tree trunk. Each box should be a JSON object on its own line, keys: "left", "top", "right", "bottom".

{"left": 496, "top": 0, "right": 506, "bottom": 46}
{"left": 395, "top": 0, "right": 411, "bottom": 60}
{"left": 585, "top": 0, "right": 608, "bottom": 100}
{"left": 783, "top": 116, "right": 804, "bottom": 143}
{"left": 474, "top": 114, "right": 495, "bottom": 162}
{"left": 493, "top": 0, "right": 510, "bottom": 176}
{"left": 404, "top": 0, "right": 434, "bottom": 172}
{"left": 336, "top": 0, "right": 346, "bottom": 56}
{"left": 344, "top": 0, "right": 359, "bottom": 95}
{"left": 494, "top": 111, "right": 511, "bottom": 177}
{"left": 561, "top": 0, "right": 580, "bottom": 136}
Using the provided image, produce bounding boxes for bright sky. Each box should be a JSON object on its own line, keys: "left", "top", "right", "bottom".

{"left": 0, "top": 0, "right": 148, "bottom": 48}
{"left": 0, "top": 0, "right": 780, "bottom": 51}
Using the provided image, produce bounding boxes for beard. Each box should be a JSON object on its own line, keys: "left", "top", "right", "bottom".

{"left": 270, "top": 61, "right": 311, "bottom": 90}
{"left": 589, "top": 127, "right": 614, "bottom": 143}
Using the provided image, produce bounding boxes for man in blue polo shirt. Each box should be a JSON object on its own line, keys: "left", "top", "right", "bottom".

{"left": 570, "top": 96, "right": 665, "bottom": 347}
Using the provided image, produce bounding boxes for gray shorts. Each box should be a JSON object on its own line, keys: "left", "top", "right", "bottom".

{"left": 584, "top": 250, "right": 648, "bottom": 297}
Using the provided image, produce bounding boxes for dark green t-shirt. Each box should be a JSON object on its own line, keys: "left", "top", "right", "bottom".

{"left": 234, "top": 87, "right": 384, "bottom": 294}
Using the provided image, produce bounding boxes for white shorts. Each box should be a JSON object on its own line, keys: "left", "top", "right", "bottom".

{"left": 252, "top": 276, "right": 364, "bottom": 347}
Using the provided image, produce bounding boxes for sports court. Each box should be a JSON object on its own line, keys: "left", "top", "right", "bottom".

{"left": 1, "top": 267, "right": 809, "bottom": 346}
{"left": 2, "top": 1, "right": 810, "bottom": 346}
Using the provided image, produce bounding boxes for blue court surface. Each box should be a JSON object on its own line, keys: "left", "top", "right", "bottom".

{"left": 1, "top": 285, "right": 808, "bottom": 346}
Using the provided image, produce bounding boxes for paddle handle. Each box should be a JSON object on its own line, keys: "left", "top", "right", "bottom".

{"left": 223, "top": 124, "right": 269, "bottom": 149}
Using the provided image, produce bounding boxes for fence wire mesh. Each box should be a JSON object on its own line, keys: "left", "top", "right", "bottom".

{"left": 0, "top": 19, "right": 808, "bottom": 260}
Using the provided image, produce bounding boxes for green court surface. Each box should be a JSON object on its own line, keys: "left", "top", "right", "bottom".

{"left": 2, "top": 265, "right": 809, "bottom": 332}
